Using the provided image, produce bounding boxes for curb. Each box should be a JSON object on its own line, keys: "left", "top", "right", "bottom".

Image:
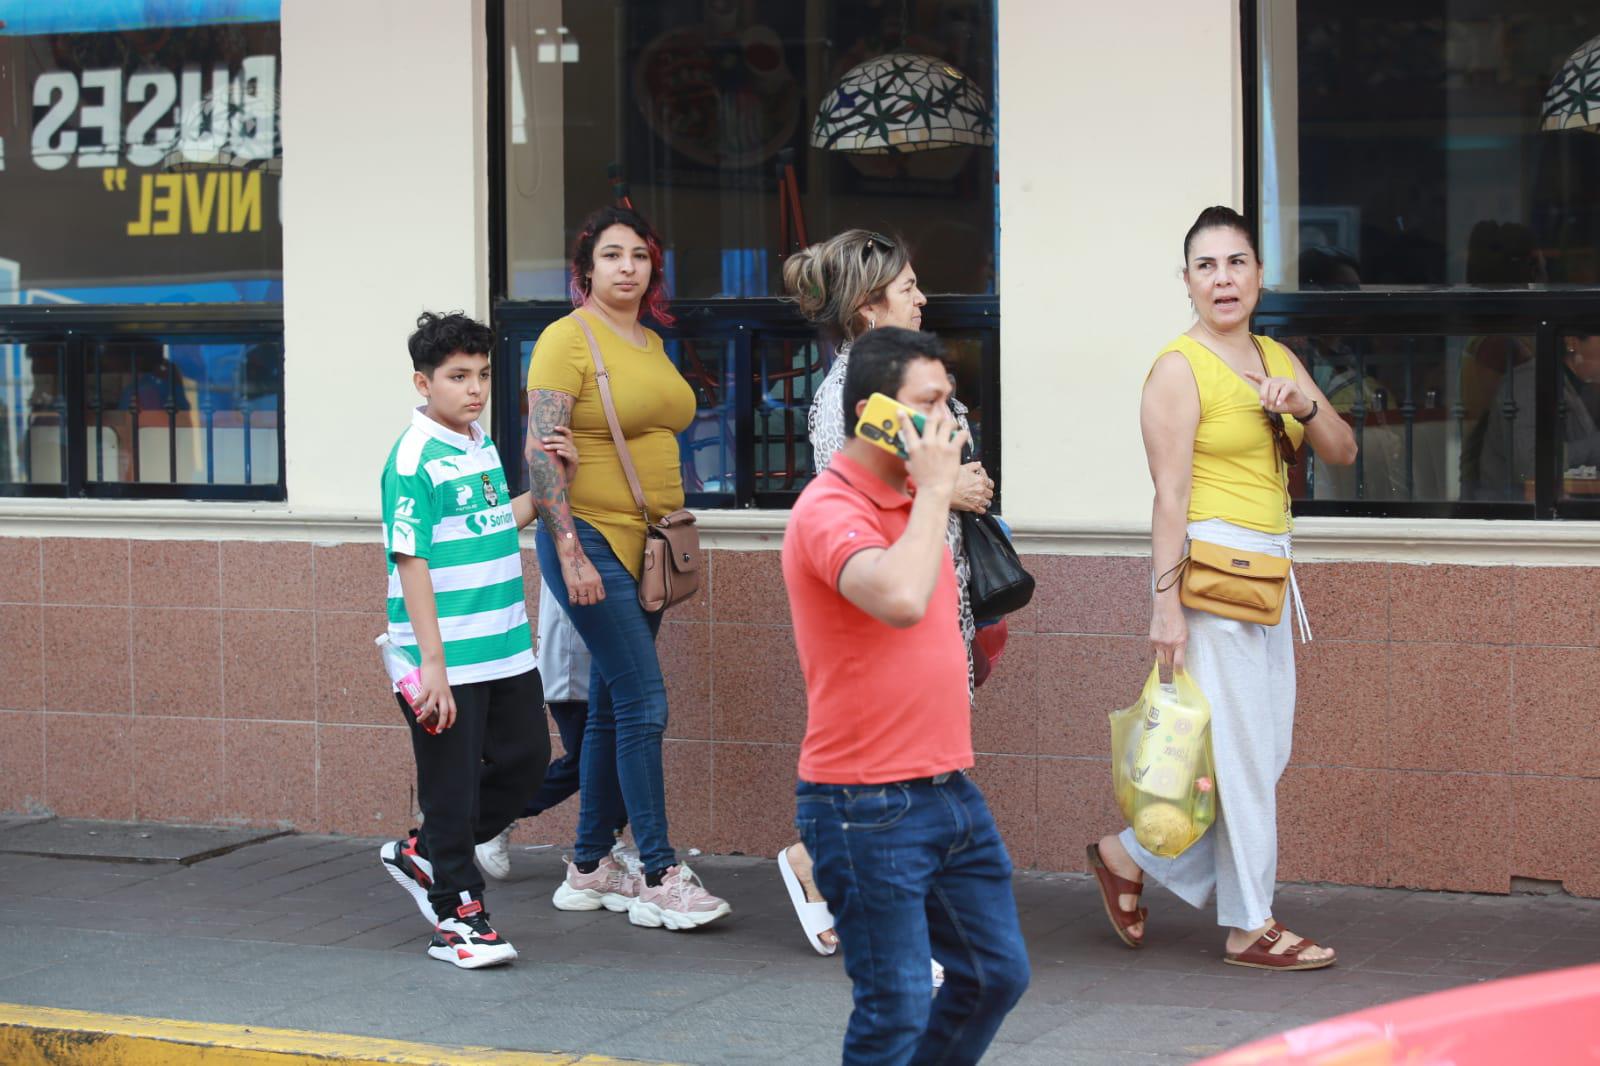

{"left": 0, "top": 1003, "right": 675, "bottom": 1065}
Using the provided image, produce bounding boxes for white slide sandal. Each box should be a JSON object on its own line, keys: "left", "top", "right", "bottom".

{"left": 777, "top": 846, "right": 838, "bottom": 956}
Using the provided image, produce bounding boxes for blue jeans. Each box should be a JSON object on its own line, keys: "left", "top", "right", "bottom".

{"left": 536, "top": 518, "right": 674, "bottom": 874}
{"left": 796, "top": 773, "right": 1030, "bottom": 1066}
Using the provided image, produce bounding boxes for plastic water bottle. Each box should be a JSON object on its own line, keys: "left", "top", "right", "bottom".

{"left": 375, "top": 634, "right": 436, "bottom": 734}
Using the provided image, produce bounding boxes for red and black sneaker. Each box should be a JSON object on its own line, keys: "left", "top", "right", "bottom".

{"left": 380, "top": 831, "right": 437, "bottom": 924}
{"left": 428, "top": 894, "right": 517, "bottom": 969}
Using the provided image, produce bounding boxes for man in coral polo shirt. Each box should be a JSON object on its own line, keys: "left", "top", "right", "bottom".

{"left": 782, "top": 327, "right": 1029, "bottom": 1065}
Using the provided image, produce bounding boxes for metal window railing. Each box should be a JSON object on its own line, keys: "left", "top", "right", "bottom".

{"left": 0, "top": 305, "right": 285, "bottom": 502}
{"left": 494, "top": 296, "right": 1001, "bottom": 510}
{"left": 1254, "top": 290, "right": 1600, "bottom": 521}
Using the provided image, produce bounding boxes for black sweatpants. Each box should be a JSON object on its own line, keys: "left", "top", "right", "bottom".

{"left": 398, "top": 666, "right": 549, "bottom": 918}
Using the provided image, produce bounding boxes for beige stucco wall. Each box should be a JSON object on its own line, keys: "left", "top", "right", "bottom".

{"left": 279, "top": 0, "right": 492, "bottom": 520}
{"left": 996, "top": 0, "right": 1242, "bottom": 531}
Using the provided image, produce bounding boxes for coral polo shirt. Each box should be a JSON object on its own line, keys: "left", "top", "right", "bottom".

{"left": 782, "top": 452, "right": 972, "bottom": 785}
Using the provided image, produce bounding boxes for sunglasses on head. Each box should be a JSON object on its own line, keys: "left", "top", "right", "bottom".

{"left": 861, "top": 232, "right": 895, "bottom": 261}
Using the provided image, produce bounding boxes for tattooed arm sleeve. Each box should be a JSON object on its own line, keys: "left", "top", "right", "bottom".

{"left": 525, "top": 389, "right": 582, "bottom": 551}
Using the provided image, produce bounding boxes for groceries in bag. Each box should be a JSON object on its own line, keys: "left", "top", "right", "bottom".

{"left": 1108, "top": 663, "right": 1217, "bottom": 858}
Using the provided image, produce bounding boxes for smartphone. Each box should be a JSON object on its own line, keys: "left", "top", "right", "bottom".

{"left": 854, "top": 392, "right": 926, "bottom": 460}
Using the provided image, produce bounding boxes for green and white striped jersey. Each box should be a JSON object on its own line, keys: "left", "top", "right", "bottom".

{"left": 380, "top": 407, "right": 533, "bottom": 684}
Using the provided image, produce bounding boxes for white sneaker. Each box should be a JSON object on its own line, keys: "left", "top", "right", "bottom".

{"left": 475, "top": 824, "right": 514, "bottom": 881}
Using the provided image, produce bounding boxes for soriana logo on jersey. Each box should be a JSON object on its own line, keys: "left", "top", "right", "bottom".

{"left": 465, "top": 508, "right": 515, "bottom": 535}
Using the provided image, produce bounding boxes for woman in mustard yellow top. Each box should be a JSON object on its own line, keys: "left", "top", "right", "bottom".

{"left": 526, "top": 206, "right": 730, "bottom": 929}
{"left": 1088, "top": 207, "right": 1356, "bottom": 971}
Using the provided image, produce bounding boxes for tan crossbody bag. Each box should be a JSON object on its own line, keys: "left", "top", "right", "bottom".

{"left": 571, "top": 313, "right": 702, "bottom": 613}
{"left": 1156, "top": 540, "right": 1291, "bottom": 626}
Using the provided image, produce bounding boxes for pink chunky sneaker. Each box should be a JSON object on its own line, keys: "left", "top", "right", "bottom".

{"left": 628, "top": 864, "right": 731, "bottom": 930}
{"left": 551, "top": 855, "right": 642, "bottom": 913}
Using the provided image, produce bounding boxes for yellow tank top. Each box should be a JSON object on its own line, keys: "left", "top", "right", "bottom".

{"left": 1156, "top": 334, "right": 1306, "bottom": 534}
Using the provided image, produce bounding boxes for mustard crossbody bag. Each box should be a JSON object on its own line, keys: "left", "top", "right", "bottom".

{"left": 1156, "top": 540, "right": 1291, "bottom": 626}
{"left": 1154, "top": 337, "right": 1295, "bottom": 626}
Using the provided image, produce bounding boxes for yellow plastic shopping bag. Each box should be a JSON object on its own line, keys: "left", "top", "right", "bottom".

{"left": 1109, "top": 663, "right": 1217, "bottom": 858}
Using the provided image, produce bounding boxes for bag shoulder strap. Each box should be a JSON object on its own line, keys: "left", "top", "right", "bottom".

{"left": 571, "top": 311, "right": 650, "bottom": 523}
{"left": 1249, "top": 334, "right": 1293, "bottom": 511}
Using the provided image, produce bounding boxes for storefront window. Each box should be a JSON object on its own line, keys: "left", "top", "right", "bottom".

{"left": 502, "top": 0, "right": 997, "bottom": 301}
{"left": 0, "top": 1, "right": 283, "bottom": 304}
{"left": 1255, "top": 2, "right": 1600, "bottom": 518}
{"left": 498, "top": 0, "right": 999, "bottom": 510}
{"left": 0, "top": 3, "right": 285, "bottom": 501}
{"left": 1257, "top": 3, "right": 1600, "bottom": 291}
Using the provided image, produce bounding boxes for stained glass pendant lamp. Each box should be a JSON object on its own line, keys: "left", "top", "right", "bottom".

{"left": 811, "top": 53, "right": 993, "bottom": 154}
{"left": 1543, "top": 32, "right": 1600, "bottom": 133}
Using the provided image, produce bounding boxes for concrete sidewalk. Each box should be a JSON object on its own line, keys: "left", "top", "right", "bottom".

{"left": 3, "top": 831, "right": 1599, "bottom": 1065}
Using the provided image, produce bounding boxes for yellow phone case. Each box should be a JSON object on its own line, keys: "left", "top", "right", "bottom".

{"left": 854, "top": 392, "right": 926, "bottom": 459}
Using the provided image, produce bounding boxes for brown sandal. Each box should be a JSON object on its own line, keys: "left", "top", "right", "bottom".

{"left": 1086, "top": 843, "right": 1146, "bottom": 949}
{"left": 1223, "top": 920, "right": 1336, "bottom": 971}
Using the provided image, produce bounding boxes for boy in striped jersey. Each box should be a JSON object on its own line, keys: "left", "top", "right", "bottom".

{"left": 378, "top": 312, "right": 571, "bottom": 969}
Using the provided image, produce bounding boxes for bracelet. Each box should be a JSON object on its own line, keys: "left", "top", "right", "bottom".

{"left": 1299, "top": 399, "right": 1319, "bottom": 424}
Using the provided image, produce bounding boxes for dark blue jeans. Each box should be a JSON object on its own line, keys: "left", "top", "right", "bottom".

{"left": 536, "top": 518, "right": 674, "bottom": 874}
{"left": 796, "top": 773, "right": 1030, "bottom": 1066}
{"left": 523, "top": 701, "right": 578, "bottom": 811}
{"left": 523, "top": 700, "right": 629, "bottom": 833}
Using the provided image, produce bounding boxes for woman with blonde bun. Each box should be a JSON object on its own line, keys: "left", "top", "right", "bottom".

{"left": 775, "top": 229, "right": 993, "bottom": 972}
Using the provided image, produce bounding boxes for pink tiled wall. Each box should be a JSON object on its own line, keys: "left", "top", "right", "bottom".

{"left": 1, "top": 536, "right": 1596, "bottom": 898}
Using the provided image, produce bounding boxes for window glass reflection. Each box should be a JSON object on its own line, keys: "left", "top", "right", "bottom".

{"left": 1259, "top": 4, "right": 1600, "bottom": 290}
{"left": 1270, "top": 331, "right": 1536, "bottom": 502}
{"left": 74, "top": 339, "right": 281, "bottom": 486}
{"left": 673, "top": 337, "right": 739, "bottom": 498}
{"left": 0, "top": 5, "right": 283, "bottom": 304}
{"left": 504, "top": 0, "right": 997, "bottom": 302}
{"left": 1558, "top": 332, "right": 1600, "bottom": 500}
{"left": 0, "top": 341, "right": 68, "bottom": 484}
{"left": 754, "top": 336, "right": 824, "bottom": 495}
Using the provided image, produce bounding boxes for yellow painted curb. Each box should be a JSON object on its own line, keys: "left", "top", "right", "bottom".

{"left": 0, "top": 1003, "right": 676, "bottom": 1065}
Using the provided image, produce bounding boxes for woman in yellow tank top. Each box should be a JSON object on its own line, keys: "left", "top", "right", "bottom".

{"left": 1088, "top": 207, "right": 1356, "bottom": 972}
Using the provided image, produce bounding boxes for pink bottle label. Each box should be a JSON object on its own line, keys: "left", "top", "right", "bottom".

{"left": 397, "top": 667, "right": 424, "bottom": 709}
{"left": 397, "top": 667, "right": 438, "bottom": 734}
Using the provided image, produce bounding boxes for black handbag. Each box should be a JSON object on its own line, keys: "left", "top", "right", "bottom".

{"left": 948, "top": 411, "right": 1034, "bottom": 624}
{"left": 961, "top": 510, "right": 1035, "bottom": 623}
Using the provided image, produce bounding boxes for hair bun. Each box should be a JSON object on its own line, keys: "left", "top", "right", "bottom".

{"left": 782, "top": 248, "right": 828, "bottom": 321}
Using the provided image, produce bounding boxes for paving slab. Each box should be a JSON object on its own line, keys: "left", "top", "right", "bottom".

{"left": 4, "top": 832, "right": 1599, "bottom": 1064}
{"left": 0, "top": 815, "right": 50, "bottom": 833}
{"left": 0, "top": 817, "right": 289, "bottom": 864}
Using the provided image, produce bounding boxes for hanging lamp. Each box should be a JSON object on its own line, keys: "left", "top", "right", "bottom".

{"left": 1542, "top": 31, "right": 1600, "bottom": 133}
{"left": 811, "top": 52, "right": 993, "bottom": 154}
